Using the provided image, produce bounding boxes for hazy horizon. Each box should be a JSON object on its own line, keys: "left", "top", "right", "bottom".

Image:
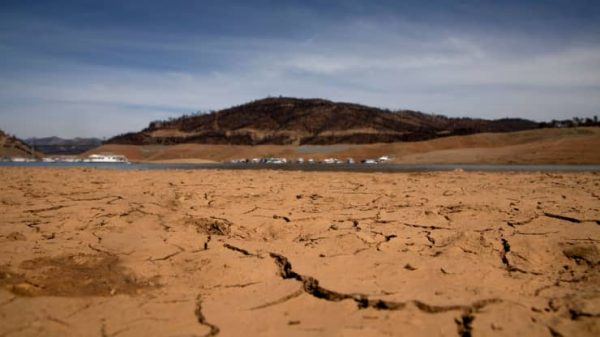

{"left": 1, "top": 0, "right": 600, "bottom": 138}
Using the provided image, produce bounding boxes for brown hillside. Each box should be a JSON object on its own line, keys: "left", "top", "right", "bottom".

{"left": 106, "top": 97, "right": 538, "bottom": 145}
{"left": 0, "top": 129, "right": 41, "bottom": 159}
{"left": 88, "top": 127, "right": 600, "bottom": 164}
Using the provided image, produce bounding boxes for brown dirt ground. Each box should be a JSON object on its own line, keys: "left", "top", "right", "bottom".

{"left": 1, "top": 168, "right": 599, "bottom": 336}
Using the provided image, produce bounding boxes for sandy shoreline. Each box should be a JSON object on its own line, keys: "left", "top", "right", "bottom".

{"left": 1, "top": 167, "right": 599, "bottom": 336}
{"left": 87, "top": 127, "right": 600, "bottom": 165}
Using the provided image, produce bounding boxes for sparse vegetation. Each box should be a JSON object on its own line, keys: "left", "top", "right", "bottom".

{"left": 105, "top": 97, "right": 539, "bottom": 146}
{"left": 539, "top": 116, "right": 600, "bottom": 129}
{"left": 0, "top": 128, "right": 40, "bottom": 158}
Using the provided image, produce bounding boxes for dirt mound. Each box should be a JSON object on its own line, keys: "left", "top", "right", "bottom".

{"left": 1, "top": 254, "right": 155, "bottom": 297}
{"left": 563, "top": 244, "right": 600, "bottom": 265}
{"left": 188, "top": 217, "right": 233, "bottom": 236}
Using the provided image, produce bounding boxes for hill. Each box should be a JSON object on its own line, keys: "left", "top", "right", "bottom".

{"left": 25, "top": 137, "right": 102, "bottom": 155}
{"left": 106, "top": 97, "right": 538, "bottom": 145}
{"left": 0, "top": 129, "right": 41, "bottom": 159}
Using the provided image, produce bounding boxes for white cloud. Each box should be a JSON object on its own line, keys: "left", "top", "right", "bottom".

{"left": 1, "top": 16, "right": 599, "bottom": 138}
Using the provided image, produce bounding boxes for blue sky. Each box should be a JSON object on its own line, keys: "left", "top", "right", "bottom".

{"left": 1, "top": 0, "right": 599, "bottom": 138}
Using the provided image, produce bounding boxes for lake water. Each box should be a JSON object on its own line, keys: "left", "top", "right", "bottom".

{"left": 1, "top": 161, "right": 600, "bottom": 172}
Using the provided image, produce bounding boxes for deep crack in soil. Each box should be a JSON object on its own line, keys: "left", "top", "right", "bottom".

{"left": 195, "top": 295, "right": 220, "bottom": 337}
{"left": 501, "top": 238, "right": 511, "bottom": 267}
{"left": 223, "top": 243, "right": 259, "bottom": 257}
{"left": 268, "top": 252, "right": 502, "bottom": 315}
{"left": 455, "top": 313, "right": 474, "bottom": 337}
{"left": 544, "top": 212, "right": 582, "bottom": 223}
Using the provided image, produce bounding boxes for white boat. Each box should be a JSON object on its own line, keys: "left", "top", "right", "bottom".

{"left": 84, "top": 154, "right": 129, "bottom": 163}
{"left": 62, "top": 157, "right": 82, "bottom": 163}
{"left": 265, "top": 158, "right": 287, "bottom": 164}
{"left": 11, "top": 157, "right": 36, "bottom": 162}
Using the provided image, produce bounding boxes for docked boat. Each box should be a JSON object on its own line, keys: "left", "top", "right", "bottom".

{"left": 264, "top": 158, "right": 287, "bottom": 164}
{"left": 84, "top": 154, "right": 129, "bottom": 163}
{"left": 10, "top": 157, "right": 37, "bottom": 162}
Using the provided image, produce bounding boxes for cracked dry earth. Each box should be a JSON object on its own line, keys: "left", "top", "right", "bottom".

{"left": 1, "top": 168, "right": 600, "bottom": 337}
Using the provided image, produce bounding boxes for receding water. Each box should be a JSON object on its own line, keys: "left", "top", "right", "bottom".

{"left": 1, "top": 161, "right": 600, "bottom": 172}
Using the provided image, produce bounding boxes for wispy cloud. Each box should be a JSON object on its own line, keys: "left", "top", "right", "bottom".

{"left": 1, "top": 1, "right": 599, "bottom": 138}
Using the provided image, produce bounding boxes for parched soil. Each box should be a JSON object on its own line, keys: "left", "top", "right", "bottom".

{"left": 1, "top": 167, "right": 599, "bottom": 336}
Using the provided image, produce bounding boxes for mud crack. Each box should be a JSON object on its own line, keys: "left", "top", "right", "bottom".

{"left": 250, "top": 288, "right": 304, "bottom": 310}
{"left": 194, "top": 296, "right": 220, "bottom": 337}
{"left": 500, "top": 238, "right": 511, "bottom": 267}
{"left": 268, "top": 252, "right": 501, "bottom": 314}
{"left": 543, "top": 212, "right": 600, "bottom": 224}
{"left": 273, "top": 215, "right": 291, "bottom": 222}
{"left": 499, "top": 238, "right": 534, "bottom": 274}
{"left": 25, "top": 204, "right": 70, "bottom": 214}
{"left": 425, "top": 231, "right": 436, "bottom": 246}
{"left": 149, "top": 246, "right": 183, "bottom": 261}
{"left": 223, "top": 243, "right": 260, "bottom": 257}
{"left": 400, "top": 222, "right": 452, "bottom": 230}
{"left": 376, "top": 234, "right": 397, "bottom": 251}
{"left": 456, "top": 313, "right": 474, "bottom": 337}
{"left": 544, "top": 212, "right": 581, "bottom": 223}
